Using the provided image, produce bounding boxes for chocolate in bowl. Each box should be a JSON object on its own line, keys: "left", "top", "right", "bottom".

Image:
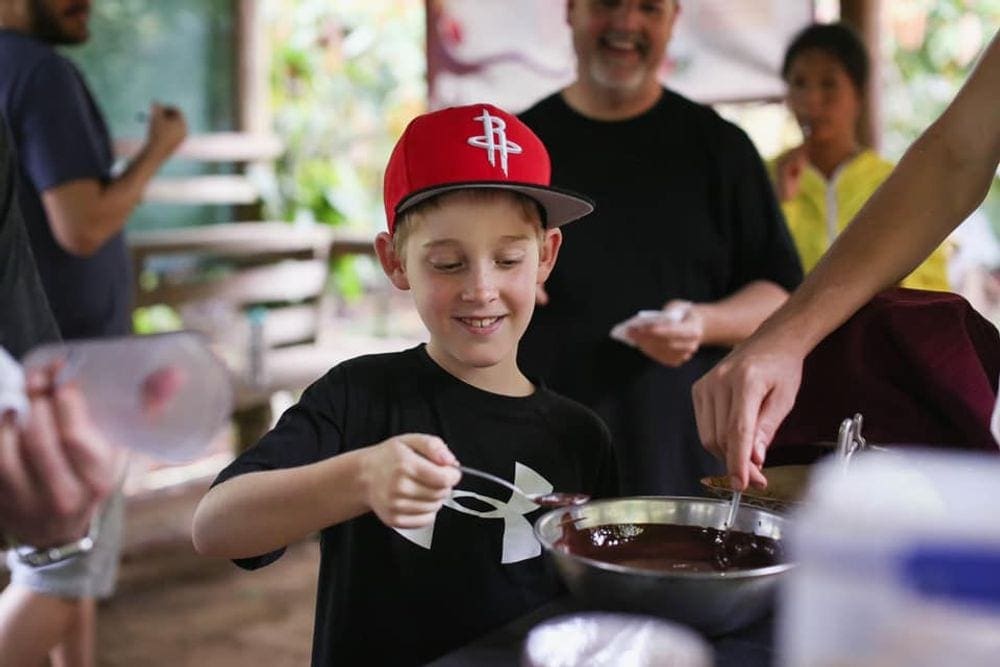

{"left": 534, "top": 497, "right": 793, "bottom": 635}
{"left": 555, "top": 521, "right": 784, "bottom": 573}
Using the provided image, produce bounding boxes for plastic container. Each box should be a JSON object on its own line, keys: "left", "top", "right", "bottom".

{"left": 779, "top": 449, "right": 1000, "bottom": 667}
{"left": 22, "top": 331, "right": 233, "bottom": 463}
{"left": 522, "top": 612, "right": 712, "bottom": 667}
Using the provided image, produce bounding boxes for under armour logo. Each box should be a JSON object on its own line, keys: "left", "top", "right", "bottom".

{"left": 394, "top": 462, "right": 551, "bottom": 564}
{"left": 467, "top": 108, "right": 522, "bottom": 177}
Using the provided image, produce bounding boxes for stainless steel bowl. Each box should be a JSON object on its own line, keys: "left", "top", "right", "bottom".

{"left": 534, "top": 496, "right": 793, "bottom": 636}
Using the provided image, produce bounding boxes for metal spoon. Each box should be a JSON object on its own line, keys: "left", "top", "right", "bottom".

{"left": 456, "top": 465, "right": 589, "bottom": 508}
{"left": 712, "top": 488, "right": 744, "bottom": 570}
{"left": 724, "top": 489, "right": 742, "bottom": 530}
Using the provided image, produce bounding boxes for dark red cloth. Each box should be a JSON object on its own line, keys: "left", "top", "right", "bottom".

{"left": 772, "top": 288, "right": 1000, "bottom": 452}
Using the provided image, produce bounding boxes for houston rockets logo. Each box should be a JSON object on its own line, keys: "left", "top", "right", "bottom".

{"left": 466, "top": 108, "right": 522, "bottom": 177}
{"left": 393, "top": 462, "right": 551, "bottom": 564}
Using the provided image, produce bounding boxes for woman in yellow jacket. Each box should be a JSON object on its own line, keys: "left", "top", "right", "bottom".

{"left": 773, "top": 23, "right": 949, "bottom": 291}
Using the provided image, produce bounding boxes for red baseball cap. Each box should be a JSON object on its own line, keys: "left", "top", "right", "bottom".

{"left": 383, "top": 103, "right": 594, "bottom": 235}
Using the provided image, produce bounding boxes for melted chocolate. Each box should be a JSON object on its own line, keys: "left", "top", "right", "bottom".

{"left": 554, "top": 520, "right": 784, "bottom": 572}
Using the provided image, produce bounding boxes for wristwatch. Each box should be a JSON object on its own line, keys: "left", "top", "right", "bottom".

{"left": 14, "top": 516, "right": 99, "bottom": 567}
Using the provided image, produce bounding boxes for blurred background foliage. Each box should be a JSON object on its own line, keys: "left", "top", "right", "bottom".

{"left": 262, "top": 0, "right": 425, "bottom": 301}
{"left": 66, "top": 0, "right": 998, "bottom": 293}
{"left": 884, "top": 0, "right": 1000, "bottom": 235}
{"left": 262, "top": 0, "right": 425, "bottom": 231}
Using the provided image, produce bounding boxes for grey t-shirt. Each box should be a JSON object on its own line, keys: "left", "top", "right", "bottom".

{"left": 0, "top": 117, "right": 59, "bottom": 358}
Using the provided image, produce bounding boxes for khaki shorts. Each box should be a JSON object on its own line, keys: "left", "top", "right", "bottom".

{"left": 6, "top": 485, "right": 124, "bottom": 600}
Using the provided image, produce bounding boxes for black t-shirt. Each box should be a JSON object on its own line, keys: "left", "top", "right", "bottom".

{"left": 0, "top": 116, "right": 59, "bottom": 358}
{"left": 0, "top": 30, "right": 131, "bottom": 339}
{"left": 518, "top": 90, "right": 802, "bottom": 495}
{"left": 213, "top": 346, "right": 618, "bottom": 666}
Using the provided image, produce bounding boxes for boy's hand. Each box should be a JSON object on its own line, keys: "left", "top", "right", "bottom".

{"left": 360, "top": 434, "right": 461, "bottom": 529}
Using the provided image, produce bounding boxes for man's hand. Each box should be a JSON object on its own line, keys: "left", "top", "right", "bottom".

{"left": 629, "top": 300, "right": 702, "bottom": 367}
{"left": 0, "top": 365, "right": 123, "bottom": 548}
{"left": 360, "top": 434, "right": 461, "bottom": 529}
{"left": 145, "top": 103, "right": 187, "bottom": 160}
{"left": 691, "top": 337, "right": 803, "bottom": 492}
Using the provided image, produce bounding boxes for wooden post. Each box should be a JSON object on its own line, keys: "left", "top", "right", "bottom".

{"left": 235, "top": 0, "right": 268, "bottom": 134}
{"left": 840, "top": 0, "right": 883, "bottom": 150}
{"left": 234, "top": 0, "right": 270, "bottom": 221}
{"left": 425, "top": 0, "right": 437, "bottom": 109}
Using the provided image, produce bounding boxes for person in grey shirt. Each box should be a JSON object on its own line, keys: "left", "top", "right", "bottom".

{"left": 0, "top": 116, "right": 124, "bottom": 664}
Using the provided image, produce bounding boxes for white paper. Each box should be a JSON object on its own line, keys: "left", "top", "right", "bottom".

{"left": 0, "top": 346, "right": 29, "bottom": 426}
{"left": 610, "top": 304, "right": 691, "bottom": 347}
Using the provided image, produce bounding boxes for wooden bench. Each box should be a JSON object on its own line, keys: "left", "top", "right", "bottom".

{"left": 115, "top": 132, "right": 284, "bottom": 206}
{"left": 129, "top": 221, "right": 409, "bottom": 447}
{"left": 124, "top": 133, "right": 416, "bottom": 448}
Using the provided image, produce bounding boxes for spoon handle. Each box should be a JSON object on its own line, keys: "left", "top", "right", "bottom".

{"left": 456, "top": 465, "right": 528, "bottom": 500}
{"left": 725, "top": 490, "right": 742, "bottom": 529}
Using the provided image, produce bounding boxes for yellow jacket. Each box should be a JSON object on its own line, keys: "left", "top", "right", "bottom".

{"left": 771, "top": 149, "right": 950, "bottom": 291}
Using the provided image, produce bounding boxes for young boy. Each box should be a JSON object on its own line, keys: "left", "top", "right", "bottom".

{"left": 192, "top": 103, "right": 618, "bottom": 666}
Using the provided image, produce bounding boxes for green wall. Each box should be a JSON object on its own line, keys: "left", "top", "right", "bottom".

{"left": 65, "top": 0, "right": 237, "bottom": 230}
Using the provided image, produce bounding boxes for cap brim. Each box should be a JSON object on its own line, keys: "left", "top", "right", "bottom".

{"left": 397, "top": 182, "right": 594, "bottom": 229}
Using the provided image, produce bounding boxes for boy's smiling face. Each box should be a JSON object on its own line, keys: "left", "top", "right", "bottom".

{"left": 376, "top": 191, "right": 561, "bottom": 392}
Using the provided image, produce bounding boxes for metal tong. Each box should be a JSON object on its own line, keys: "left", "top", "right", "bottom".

{"left": 835, "top": 413, "right": 867, "bottom": 470}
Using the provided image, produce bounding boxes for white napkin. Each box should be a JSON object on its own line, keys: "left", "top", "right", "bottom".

{"left": 0, "top": 346, "right": 29, "bottom": 426}
{"left": 610, "top": 303, "right": 691, "bottom": 348}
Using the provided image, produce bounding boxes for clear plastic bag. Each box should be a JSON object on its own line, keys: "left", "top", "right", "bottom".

{"left": 22, "top": 331, "right": 233, "bottom": 463}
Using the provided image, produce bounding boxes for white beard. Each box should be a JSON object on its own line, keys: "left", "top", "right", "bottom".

{"left": 589, "top": 57, "right": 650, "bottom": 94}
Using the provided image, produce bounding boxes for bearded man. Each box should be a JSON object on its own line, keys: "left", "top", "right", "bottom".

{"left": 518, "top": 0, "right": 803, "bottom": 495}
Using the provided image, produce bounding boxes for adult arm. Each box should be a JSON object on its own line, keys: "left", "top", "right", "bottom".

{"left": 43, "top": 105, "right": 186, "bottom": 256}
{"left": 630, "top": 280, "right": 788, "bottom": 366}
{"left": 693, "top": 30, "right": 1000, "bottom": 491}
{"left": 695, "top": 280, "right": 789, "bottom": 347}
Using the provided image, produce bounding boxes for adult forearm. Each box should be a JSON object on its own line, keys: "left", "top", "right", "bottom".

{"left": 42, "top": 144, "right": 172, "bottom": 256}
{"left": 101, "top": 146, "right": 168, "bottom": 227}
{"left": 695, "top": 280, "right": 789, "bottom": 347}
{"left": 191, "top": 449, "right": 370, "bottom": 559}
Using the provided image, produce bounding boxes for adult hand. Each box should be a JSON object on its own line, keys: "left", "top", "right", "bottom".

{"left": 691, "top": 336, "right": 803, "bottom": 491}
{"left": 145, "top": 103, "right": 187, "bottom": 159}
{"left": 0, "top": 365, "right": 124, "bottom": 548}
{"left": 630, "top": 300, "right": 702, "bottom": 367}
{"left": 360, "top": 434, "right": 461, "bottom": 529}
{"left": 774, "top": 144, "right": 808, "bottom": 202}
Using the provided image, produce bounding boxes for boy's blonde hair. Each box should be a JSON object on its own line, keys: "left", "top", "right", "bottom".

{"left": 392, "top": 188, "right": 546, "bottom": 258}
